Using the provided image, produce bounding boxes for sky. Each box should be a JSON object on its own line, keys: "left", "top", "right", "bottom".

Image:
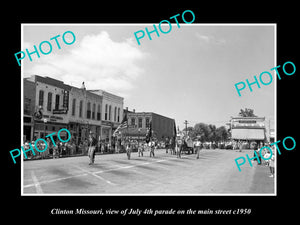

{"left": 22, "top": 24, "right": 275, "bottom": 130}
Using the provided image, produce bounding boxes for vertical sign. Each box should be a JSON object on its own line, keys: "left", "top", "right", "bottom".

{"left": 63, "top": 90, "right": 69, "bottom": 109}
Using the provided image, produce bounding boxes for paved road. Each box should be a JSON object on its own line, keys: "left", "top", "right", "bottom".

{"left": 23, "top": 149, "right": 274, "bottom": 195}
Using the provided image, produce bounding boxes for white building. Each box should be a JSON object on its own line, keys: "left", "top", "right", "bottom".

{"left": 89, "top": 90, "right": 124, "bottom": 144}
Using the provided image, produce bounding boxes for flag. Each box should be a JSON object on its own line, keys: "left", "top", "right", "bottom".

{"left": 113, "top": 113, "right": 128, "bottom": 137}
{"left": 145, "top": 120, "right": 152, "bottom": 143}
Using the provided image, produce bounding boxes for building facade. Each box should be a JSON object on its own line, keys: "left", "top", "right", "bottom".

{"left": 122, "top": 111, "right": 176, "bottom": 141}
{"left": 230, "top": 117, "right": 266, "bottom": 142}
{"left": 89, "top": 90, "right": 124, "bottom": 144}
{"left": 25, "top": 75, "right": 72, "bottom": 142}
{"left": 23, "top": 78, "right": 36, "bottom": 141}
{"left": 23, "top": 75, "right": 123, "bottom": 146}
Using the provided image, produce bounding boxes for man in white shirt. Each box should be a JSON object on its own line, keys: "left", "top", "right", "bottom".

{"left": 195, "top": 139, "right": 202, "bottom": 159}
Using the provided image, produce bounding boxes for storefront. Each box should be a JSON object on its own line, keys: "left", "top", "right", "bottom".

{"left": 230, "top": 117, "right": 266, "bottom": 142}
{"left": 101, "top": 121, "right": 112, "bottom": 142}
{"left": 33, "top": 119, "right": 68, "bottom": 141}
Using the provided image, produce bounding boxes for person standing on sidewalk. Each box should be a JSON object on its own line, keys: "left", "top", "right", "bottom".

{"left": 176, "top": 136, "right": 183, "bottom": 158}
{"left": 88, "top": 131, "right": 98, "bottom": 165}
{"left": 264, "top": 147, "right": 275, "bottom": 178}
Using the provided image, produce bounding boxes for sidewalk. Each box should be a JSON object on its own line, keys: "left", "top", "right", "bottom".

{"left": 249, "top": 163, "right": 275, "bottom": 194}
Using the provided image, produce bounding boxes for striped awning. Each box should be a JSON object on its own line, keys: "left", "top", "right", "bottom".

{"left": 231, "top": 128, "right": 265, "bottom": 140}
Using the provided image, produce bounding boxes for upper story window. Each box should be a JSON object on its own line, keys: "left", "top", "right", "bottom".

{"left": 47, "top": 92, "right": 52, "bottom": 111}
{"left": 79, "top": 100, "right": 83, "bottom": 117}
{"left": 87, "top": 102, "right": 91, "bottom": 119}
{"left": 55, "top": 94, "right": 60, "bottom": 110}
{"left": 38, "top": 90, "right": 44, "bottom": 108}
{"left": 72, "top": 98, "right": 76, "bottom": 116}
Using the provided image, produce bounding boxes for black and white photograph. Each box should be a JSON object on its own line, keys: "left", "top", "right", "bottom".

{"left": 21, "top": 24, "right": 276, "bottom": 195}
{"left": 4, "top": 5, "right": 298, "bottom": 221}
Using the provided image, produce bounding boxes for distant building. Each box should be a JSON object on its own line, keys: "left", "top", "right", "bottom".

{"left": 121, "top": 111, "right": 176, "bottom": 141}
{"left": 269, "top": 128, "right": 275, "bottom": 143}
{"left": 230, "top": 117, "right": 266, "bottom": 142}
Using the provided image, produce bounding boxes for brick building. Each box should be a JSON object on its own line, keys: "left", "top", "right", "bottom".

{"left": 23, "top": 75, "right": 123, "bottom": 145}
{"left": 122, "top": 111, "right": 176, "bottom": 141}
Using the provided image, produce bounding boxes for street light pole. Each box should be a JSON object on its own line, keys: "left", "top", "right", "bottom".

{"left": 43, "top": 118, "right": 47, "bottom": 138}
{"left": 184, "top": 120, "right": 189, "bottom": 136}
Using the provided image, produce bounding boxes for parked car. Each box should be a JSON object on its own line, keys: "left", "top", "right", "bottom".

{"left": 225, "top": 142, "right": 233, "bottom": 149}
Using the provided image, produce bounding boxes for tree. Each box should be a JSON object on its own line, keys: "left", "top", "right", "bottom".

{"left": 238, "top": 108, "right": 257, "bottom": 117}
{"left": 207, "top": 124, "right": 216, "bottom": 142}
{"left": 194, "top": 123, "right": 210, "bottom": 142}
{"left": 194, "top": 123, "right": 229, "bottom": 143}
{"left": 215, "top": 126, "right": 229, "bottom": 142}
{"left": 183, "top": 126, "right": 196, "bottom": 139}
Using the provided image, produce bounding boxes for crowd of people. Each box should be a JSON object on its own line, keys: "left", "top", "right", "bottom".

{"left": 251, "top": 142, "right": 276, "bottom": 178}
{"left": 23, "top": 133, "right": 275, "bottom": 178}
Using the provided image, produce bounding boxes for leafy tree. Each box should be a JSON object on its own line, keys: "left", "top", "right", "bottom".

{"left": 183, "top": 126, "right": 196, "bottom": 139}
{"left": 208, "top": 124, "right": 216, "bottom": 142}
{"left": 194, "top": 123, "right": 209, "bottom": 142}
{"left": 238, "top": 108, "right": 257, "bottom": 117}
{"left": 215, "top": 126, "right": 229, "bottom": 142}
{"left": 193, "top": 123, "right": 229, "bottom": 143}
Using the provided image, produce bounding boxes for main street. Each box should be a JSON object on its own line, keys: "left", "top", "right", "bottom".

{"left": 23, "top": 149, "right": 274, "bottom": 195}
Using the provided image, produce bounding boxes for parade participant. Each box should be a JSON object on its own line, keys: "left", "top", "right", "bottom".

{"left": 195, "top": 138, "right": 202, "bottom": 159}
{"left": 253, "top": 142, "right": 261, "bottom": 165}
{"left": 165, "top": 137, "right": 169, "bottom": 154}
{"left": 176, "top": 136, "right": 183, "bottom": 158}
{"left": 138, "top": 141, "right": 144, "bottom": 157}
{"left": 169, "top": 137, "right": 175, "bottom": 155}
{"left": 52, "top": 141, "right": 59, "bottom": 159}
{"left": 150, "top": 139, "right": 155, "bottom": 157}
{"left": 126, "top": 142, "right": 132, "bottom": 160}
{"left": 88, "top": 131, "right": 98, "bottom": 165}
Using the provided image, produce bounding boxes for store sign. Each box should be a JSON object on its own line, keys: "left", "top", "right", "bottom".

{"left": 49, "top": 115, "right": 63, "bottom": 121}
{"left": 238, "top": 120, "right": 256, "bottom": 123}
{"left": 63, "top": 90, "right": 69, "bottom": 109}
{"left": 232, "top": 123, "right": 264, "bottom": 128}
{"left": 53, "top": 109, "right": 68, "bottom": 114}
{"left": 102, "top": 121, "right": 113, "bottom": 126}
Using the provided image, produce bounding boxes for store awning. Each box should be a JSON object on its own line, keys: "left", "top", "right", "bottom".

{"left": 232, "top": 128, "right": 265, "bottom": 140}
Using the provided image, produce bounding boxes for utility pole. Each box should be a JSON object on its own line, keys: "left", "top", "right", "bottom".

{"left": 184, "top": 120, "right": 189, "bottom": 136}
